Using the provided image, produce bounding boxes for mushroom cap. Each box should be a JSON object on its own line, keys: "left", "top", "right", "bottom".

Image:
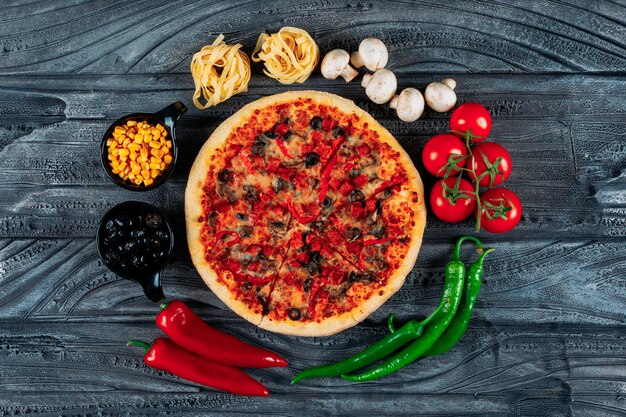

{"left": 424, "top": 81, "right": 457, "bottom": 112}
{"left": 362, "top": 69, "right": 397, "bottom": 104}
{"left": 321, "top": 49, "right": 351, "bottom": 80}
{"left": 358, "top": 38, "right": 388, "bottom": 71}
{"left": 391, "top": 88, "right": 424, "bottom": 122}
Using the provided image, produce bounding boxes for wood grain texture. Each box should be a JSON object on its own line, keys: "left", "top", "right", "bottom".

{"left": 0, "top": 0, "right": 625, "bottom": 416}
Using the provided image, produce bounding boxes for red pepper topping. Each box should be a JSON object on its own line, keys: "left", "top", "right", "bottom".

{"left": 300, "top": 144, "right": 315, "bottom": 155}
{"left": 276, "top": 138, "right": 292, "bottom": 159}
{"left": 350, "top": 202, "right": 366, "bottom": 219}
{"left": 266, "top": 158, "right": 280, "bottom": 173}
{"left": 286, "top": 196, "right": 319, "bottom": 224}
{"left": 274, "top": 122, "right": 290, "bottom": 137}
{"left": 214, "top": 230, "right": 242, "bottom": 247}
{"left": 329, "top": 177, "right": 342, "bottom": 190}
{"left": 353, "top": 174, "right": 369, "bottom": 187}
{"left": 346, "top": 241, "right": 362, "bottom": 254}
{"left": 156, "top": 301, "right": 287, "bottom": 370}
{"left": 317, "top": 153, "right": 337, "bottom": 204}
{"left": 238, "top": 272, "right": 275, "bottom": 285}
{"left": 357, "top": 144, "right": 371, "bottom": 156}
{"left": 322, "top": 117, "right": 333, "bottom": 132}
{"left": 338, "top": 182, "right": 354, "bottom": 195}
{"left": 365, "top": 198, "right": 378, "bottom": 213}
{"left": 128, "top": 338, "right": 270, "bottom": 396}
{"left": 362, "top": 237, "right": 395, "bottom": 246}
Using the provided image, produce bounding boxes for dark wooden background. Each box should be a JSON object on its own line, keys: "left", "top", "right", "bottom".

{"left": 1, "top": 1, "right": 625, "bottom": 416}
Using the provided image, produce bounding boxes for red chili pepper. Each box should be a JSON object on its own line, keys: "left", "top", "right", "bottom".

{"left": 338, "top": 182, "right": 354, "bottom": 195}
{"left": 235, "top": 272, "right": 275, "bottom": 285}
{"left": 214, "top": 230, "right": 242, "bottom": 247}
{"left": 127, "top": 338, "right": 270, "bottom": 397}
{"left": 274, "top": 122, "right": 290, "bottom": 137}
{"left": 373, "top": 174, "right": 406, "bottom": 196}
{"left": 362, "top": 237, "right": 395, "bottom": 246}
{"left": 317, "top": 153, "right": 337, "bottom": 203}
{"left": 156, "top": 301, "right": 287, "bottom": 369}
{"left": 350, "top": 202, "right": 366, "bottom": 219}
{"left": 286, "top": 196, "right": 318, "bottom": 224}
{"left": 275, "top": 138, "right": 292, "bottom": 159}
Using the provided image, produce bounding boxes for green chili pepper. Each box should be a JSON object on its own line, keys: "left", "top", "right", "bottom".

{"left": 341, "top": 235, "right": 481, "bottom": 382}
{"left": 425, "top": 248, "right": 494, "bottom": 355}
{"left": 292, "top": 235, "right": 481, "bottom": 384}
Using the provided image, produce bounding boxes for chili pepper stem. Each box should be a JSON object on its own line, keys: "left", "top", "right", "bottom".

{"left": 452, "top": 235, "right": 483, "bottom": 262}
{"left": 127, "top": 339, "right": 153, "bottom": 353}
{"left": 387, "top": 313, "right": 397, "bottom": 333}
{"left": 159, "top": 303, "right": 169, "bottom": 311}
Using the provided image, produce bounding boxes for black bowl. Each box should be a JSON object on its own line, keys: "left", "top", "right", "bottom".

{"left": 96, "top": 201, "right": 175, "bottom": 301}
{"left": 101, "top": 101, "right": 187, "bottom": 191}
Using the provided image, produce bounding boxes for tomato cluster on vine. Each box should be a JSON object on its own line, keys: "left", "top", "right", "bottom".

{"left": 422, "top": 102, "right": 522, "bottom": 233}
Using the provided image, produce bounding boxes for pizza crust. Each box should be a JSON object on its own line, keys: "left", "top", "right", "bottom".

{"left": 186, "top": 90, "right": 426, "bottom": 336}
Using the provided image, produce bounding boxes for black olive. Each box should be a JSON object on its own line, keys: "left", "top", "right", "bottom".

{"left": 144, "top": 213, "right": 162, "bottom": 228}
{"left": 270, "top": 221, "right": 285, "bottom": 229}
{"left": 310, "top": 251, "right": 322, "bottom": 265}
{"left": 250, "top": 141, "right": 266, "bottom": 156}
{"left": 131, "top": 254, "right": 145, "bottom": 269}
{"left": 303, "top": 279, "right": 313, "bottom": 292}
{"left": 321, "top": 197, "right": 333, "bottom": 209}
{"left": 310, "top": 178, "right": 320, "bottom": 189}
{"left": 273, "top": 177, "right": 284, "bottom": 193}
{"left": 106, "top": 227, "right": 121, "bottom": 242}
{"left": 217, "top": 169, "right": 232, "bottom": 183}
{"left": 348, "top": 271, "right": 362, "bottom": 282}
{"left": 310, "top": 116, "right": 323, "bottom": 130}
{"left": 115, "top": 243, "right": 125, "bottom": 254}
{"left": 242, "top": 282, "right": 251, "bottom": 291}
{"left": 347, "top": 168, "right": 362, "bottom": 179}
{"left": 283, "top": 131, "right": 292, "bottom": 141}
{"left": 288, "top": 308, "right": 302, "bottom": 321}
{"left": 345, "top": 227, "right": 361, "bottom": 241}
{"left": 146, "top": 236, "right": 161, "bottom": 252}
{"left": 381, "top": 187, "right": 393, "bottom": 199}
{"left": 305, "top": 152, "right": 320, "bottom": 167}
{"left": 155, "top": 229, "right": 169, "bottom": 241}
{"left": 114, "top": 214, "right": 131, "bottom": 229}
{"left": 240, "top": 225, "right": 253, "bottom": 238}
{"left": 119, "top": 260, "right": 128, "bottom": 270}
{"left": 263, "top": 130, "right": 277, "bottom": 139}
{"left": 301, "top": 231, "right": 310, "bottom": 245}
{"left": 332, "top": 126, "right": 345, "bottom": 138}
{"left": 349, "top": 189, "right": 365, "bottom": 202}
{"left": 124, "top": 241, "right": 136, "bottom": 252}
{"left": 103, "top": 250, "right": 120, "bottom": 265}
{"left": 208, "top": 211, "right": 218, "bottom": 220}
{"left": 370, "top": 226, "right": 385, "bottom": 238}
{"left": 307, "top": 261, "right": 321, "bottom": 275}
{"left": 105, "top": 219, "right": 115, "bottom": 230}
{"left": 236, "top": 213, "right": 248, "bottom": 220}
{"left": 376, "top": 199, "right": 383, "bottom": 213}
{"left": 130, "top": 229, "right": 146, "bottom": 239}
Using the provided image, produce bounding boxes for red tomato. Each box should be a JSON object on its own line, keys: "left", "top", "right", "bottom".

{"left": 450, "top": 102, "right": 492, "bottom": 143}
{"left": 422, "top": 134, "right": 467, "bottom": 177}
{"left": 479, "top": 188, "right": 522, "bottom": 233}
{"left": 469, "top": 142, "right": 512, "bottom": 187}
{"left": 430, "top": 177, "right": 476, "bottom": 223}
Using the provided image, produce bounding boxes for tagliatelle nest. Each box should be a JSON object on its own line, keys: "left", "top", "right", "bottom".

{"left": 190, "top": 34, "right": 251, "bottom": 109}
{"left": 252, "top": 27, "right": 319, "bottom": 84}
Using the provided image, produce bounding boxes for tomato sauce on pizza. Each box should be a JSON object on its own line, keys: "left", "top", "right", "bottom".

{"left": 186, "top": 91, "right": 426, "bottom": 336}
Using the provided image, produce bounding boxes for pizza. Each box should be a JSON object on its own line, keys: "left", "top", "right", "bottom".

{"left": 185, "top": 91, "right": 426, "bottom": 336}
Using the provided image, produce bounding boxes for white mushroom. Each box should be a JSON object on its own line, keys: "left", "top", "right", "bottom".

{"left": 320, "top": 49, "right": 358, "bottom": 82}
{"left": 389, "top": 88, "right": 425, "bottom": 122}
{"left": 350, "top": 38, "right": 388, "bottom": 72}
{"left": 361, "top": 69, "right": 397, "bottom": 104}
{"left": 424, "top": 78, "right": 457, "bottom": 112}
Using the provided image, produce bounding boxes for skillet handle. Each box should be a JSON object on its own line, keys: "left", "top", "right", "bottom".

{"left": 154, "top": 101, "right": 187, "bottom": 129}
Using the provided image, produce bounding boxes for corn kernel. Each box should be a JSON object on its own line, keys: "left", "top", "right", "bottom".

{"left": 150, "top": 169, "right": 160, "bottom": 178}
{"left": 152, "top": 149, "right": 163, "bottom": 158}
{"left": 126, "top": 120, "right": 137, "bottom": 126}
{"left": 164, "top": 154, "right": 173, "bottom": 164}
{"left": 140, "top": 148, "right": 149, "bottom": 158}
{"left": 160, "top": 162, "right": 165, "bottom": 170}
{"left": 141, "top": 169, "right": 150, "bottom": 179}
{"left": 142, "top": 162, "right": 150, "bottom": 170}
{"left": 144, "top": 178, "right": 154, "bottom": 186}
{"left": 131, "top": 165, "right": 141, "bottom": 175}
{"left": 111, "top": 169, "right": 119, "bottom": 174}
{"left": 122, "top": 138, "right": 131, "bottom": 147}
{"left": 129, "top": 173, "right": 136, "bottom": 180}
{"left": 119, "top": 149, "right": 129, "bottom": 157}
{"left": 118, "top": 162, "right": 127, "bottom": 171}
{"left": 156, "top": 124, "right": 165, "bottom": 132}
{"left": 139, "top": 156, "right": 148, "bottom": 163}
{"left": 166, "top": 140, "right": 173, "bottom": 148}
{"left": 149, "top": 162, "right": 161, "bottom": 170}
{"left": 111, "top": 160, "right": 119, "bottom": 169}
{"left": 134, "top": 178, "right": 143, "bottom": 185}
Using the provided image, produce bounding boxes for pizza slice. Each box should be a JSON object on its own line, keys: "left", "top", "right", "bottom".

{"left": 259, "top": 227, "right": 368, "bottom": 335}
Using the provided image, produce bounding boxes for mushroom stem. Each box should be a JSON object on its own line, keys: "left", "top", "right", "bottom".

{"left": 442, "top": 78, "right": 457, "bottom": 89}
{"left": 341, "top": 65, "right": 359, "bottom": 82}
{"left": 361, "top": 73, "right": 373, "bottom": 88}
